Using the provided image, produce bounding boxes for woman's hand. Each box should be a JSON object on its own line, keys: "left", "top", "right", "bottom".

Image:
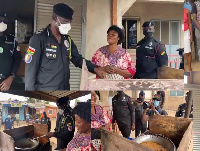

{"left": 104, "top": 65, "right": 114, "bottom": 74}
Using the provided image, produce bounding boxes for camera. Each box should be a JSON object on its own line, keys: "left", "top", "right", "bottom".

{"left": 143, "top": 102, "right": 151, "bottom": 109}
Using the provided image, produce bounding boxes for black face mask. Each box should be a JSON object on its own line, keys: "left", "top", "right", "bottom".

{"left": 143, "top": 30, "right": 153, "bottom": 39}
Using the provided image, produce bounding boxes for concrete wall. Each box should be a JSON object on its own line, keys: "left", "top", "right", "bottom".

{"left": 85, "top": 0, "right": 112, "bottom": 60}
{"left": 123, "top": 2, "right": 184, "bottom": 48}
{"left": 117, "top": 0, "right": 136, "bottom": 27}
{"left": 192, "top": 72, "right": 200, "bottom": 84}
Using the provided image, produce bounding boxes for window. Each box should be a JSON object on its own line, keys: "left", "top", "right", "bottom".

{"left": 151, "top": 20, "right": 180, "bottom": 53}
{"left": 49, "top": 109, "right": 53, "bottom": 115}
{"left": 122, "top": 18, "right": 139, "bottom": 49}
{"left": 170, "top": 90, "right": 184, "bottom": 96}
{"left": 151, "top": 20, "right": 180, "bottom": 68}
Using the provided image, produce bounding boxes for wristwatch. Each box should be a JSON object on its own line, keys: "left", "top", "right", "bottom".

{"left": 10, "top": 73, "right": 15, "bottom": 79}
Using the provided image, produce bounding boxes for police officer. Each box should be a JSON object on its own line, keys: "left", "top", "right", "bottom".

{"left": 176, "top": 48, "right": 184, "bottom": 70}
{"left": 112, "top": 91, "right": 135, "bottom": 138}
{"left": 47, "top": 96, "right": 75, "bottom": 150}
{"left": 135, "top": 21, "right": 168, "bottom": 79}
{"left": 0, "top": 13, "right": 22, "bottom": 90}
{"left": 135, "top": 91, "right": 147, "bottom": 137}
{"left": 25, "top": 3, "right": 106, "bottom": 90}
{"left": 142, "top": 94, "right": 168, "bottom": 124}
{"left": 41, "top": 111, "right": 51, "bottom": 132}
{"left": 175, "top": 92, "right": 193, "bottom": 118}
{"left": 4, "top": 115, "right": 14, "bottom": 130}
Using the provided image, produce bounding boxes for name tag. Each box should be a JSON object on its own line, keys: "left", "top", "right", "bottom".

{"left": 145, "top": 46, "right": 153, "bottom": 49}
{"left": 46, "top": 48, "right": 57, "bottom": 53}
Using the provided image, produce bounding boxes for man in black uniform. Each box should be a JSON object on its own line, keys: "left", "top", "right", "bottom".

{"left": 175, "top": 92, "right": 193, "bottom": 118}
{"left": 25, "top": 3, "right": 106, "bottom": 90}
{"left": 0, "top": 13, "right": 22, "bottom": 90}
{"left": 135, "top": 21, "right": 168, "bottom": 79}
{"left": 41, "top": 111, "right": 51, "bottom": 132}
{"left": 112, "top": 91, "right": 135, "bottom": 138}
{"left": 135, "top": 91, "right": 147, "bottom": 137}
{"left": 142, "top": 94, "right": 168, "bottom": 124}
{"left": 176, "top": 48, "right": 184, "bottom": 70}
{"left": 47, "top": 96, "right": 74, "bottom": 150}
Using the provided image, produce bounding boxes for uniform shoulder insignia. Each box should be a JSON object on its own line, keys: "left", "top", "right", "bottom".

{"left": 36, "top": 28, "right": 45, "bottom": 34}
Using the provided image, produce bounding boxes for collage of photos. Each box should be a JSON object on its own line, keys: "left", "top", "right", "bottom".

{"left": 0, "top": 0, "right": 198, "bottom": 151}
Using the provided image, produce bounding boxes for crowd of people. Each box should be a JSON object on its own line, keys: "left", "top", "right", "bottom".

{"left": 89, "top": 91, "right": 169, "bottom": 150}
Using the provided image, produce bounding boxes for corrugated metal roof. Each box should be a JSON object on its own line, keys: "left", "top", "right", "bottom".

{"left": 193, "top": 89, "right": 200, "bottom": 151}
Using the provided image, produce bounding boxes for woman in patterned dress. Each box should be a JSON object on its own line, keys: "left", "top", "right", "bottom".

{"left": 91, "top": 25, "right": 136, "bottom": 79}
{"left": 91, "top": 91, "right": 111, "bottom": 129}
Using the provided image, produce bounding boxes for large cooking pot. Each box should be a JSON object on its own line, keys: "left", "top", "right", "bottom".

{"left": 15, "top": 138, "right": 39, "bottom": 151}
{"left": 134, "top": 134, "right": 176, "bottom": 151}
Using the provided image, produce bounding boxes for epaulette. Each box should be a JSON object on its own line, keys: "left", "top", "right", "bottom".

{"left": 35, "top": 28, "right": 45, "bottom": 35}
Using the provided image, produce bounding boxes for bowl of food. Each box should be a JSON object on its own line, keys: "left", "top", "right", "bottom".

{"left": 134, "top": 134, "right": 176, "bottom": 151}
{"left": 15, "top": 138, "right": 39, "bottom": 151}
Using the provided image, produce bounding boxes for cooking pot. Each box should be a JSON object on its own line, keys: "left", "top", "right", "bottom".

{"left": 15, "top": 138, "right": 39, "bottom": 151}
{"left": 134, "top": 134, "right": 176, "bottom": 151}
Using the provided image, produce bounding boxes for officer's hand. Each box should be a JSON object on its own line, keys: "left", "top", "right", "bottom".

{"left": 94, "top": 67, "right": 106, "bottom": 79}
{"left": 104, "top": 65, "right": 114, "bottom": 74}
{"left": 131, "top": 124, "right": 135, "bottom": 131}
{"left": 0, "top": 76, "right": 14, "bottom": 91}
{"left": 47, "top": 132, "right": 54, "bottom": 138}
{"left": 112, "top": 123, "right": 115, "bottom": 131}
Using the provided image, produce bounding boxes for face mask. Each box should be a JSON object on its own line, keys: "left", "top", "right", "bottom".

{"left": 154, "top": 100, "right": 159, "bottom": 107}
{"left": 143, "top": 30, "right": 153, "bottom": 39}
{"left": 58, "top": 109, "right": 64, "bottom": 115}
{"left": 7, "top": 115, "right": 11, "bottom": 118}
{"left": 57, "top": 18, "right": 71, "bottom": 35}
{"left": 0, "top": 22, "right": 7, "bottom": 32}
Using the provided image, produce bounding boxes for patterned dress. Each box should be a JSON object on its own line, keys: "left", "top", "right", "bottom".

{"left": 91, "top": 105, "right": 111, "bottom": 129}
{"left": 91, "top": 45, "right": 135, "bottom": 79}
{"left": 67, "top": 132, "right": 91, "bottom": 151}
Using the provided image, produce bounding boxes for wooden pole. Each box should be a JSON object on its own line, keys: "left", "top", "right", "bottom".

{"left": 112, "top": 0, "right": 117, "bottom": 25}
{"left": 184, "top": 91, "right": 193, "bottom": 118}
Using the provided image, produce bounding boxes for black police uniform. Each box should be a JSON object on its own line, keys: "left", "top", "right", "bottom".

{"left": 0, "top": 34, "right": 22, "bottom": 89}
{"left": 135, "top": 103, "right": 147, "bottom": 137}
{"left": 25, "top": 25, "right": 96, "bottom": 90}
{"left": 41, "top": 117, "right": 51, "bottom": 132}
{"left": 177, "top": 48, "right": 184, "bottom": 70}
{"left": 112, "top": 93, "right": 135, "bottom": 138}
{"left": 54, "top": 110, "right": 75, "bottom": 150}
{"left": 135, "top": 25, "right": 168, "bottom": 79}
{"left": 175, "top": 103, "right": 193, "bottom": 118}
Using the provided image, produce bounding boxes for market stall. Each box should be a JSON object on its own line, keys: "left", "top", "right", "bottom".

{"left": 0, "top": 90, "right": 91, "bottom": 150}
